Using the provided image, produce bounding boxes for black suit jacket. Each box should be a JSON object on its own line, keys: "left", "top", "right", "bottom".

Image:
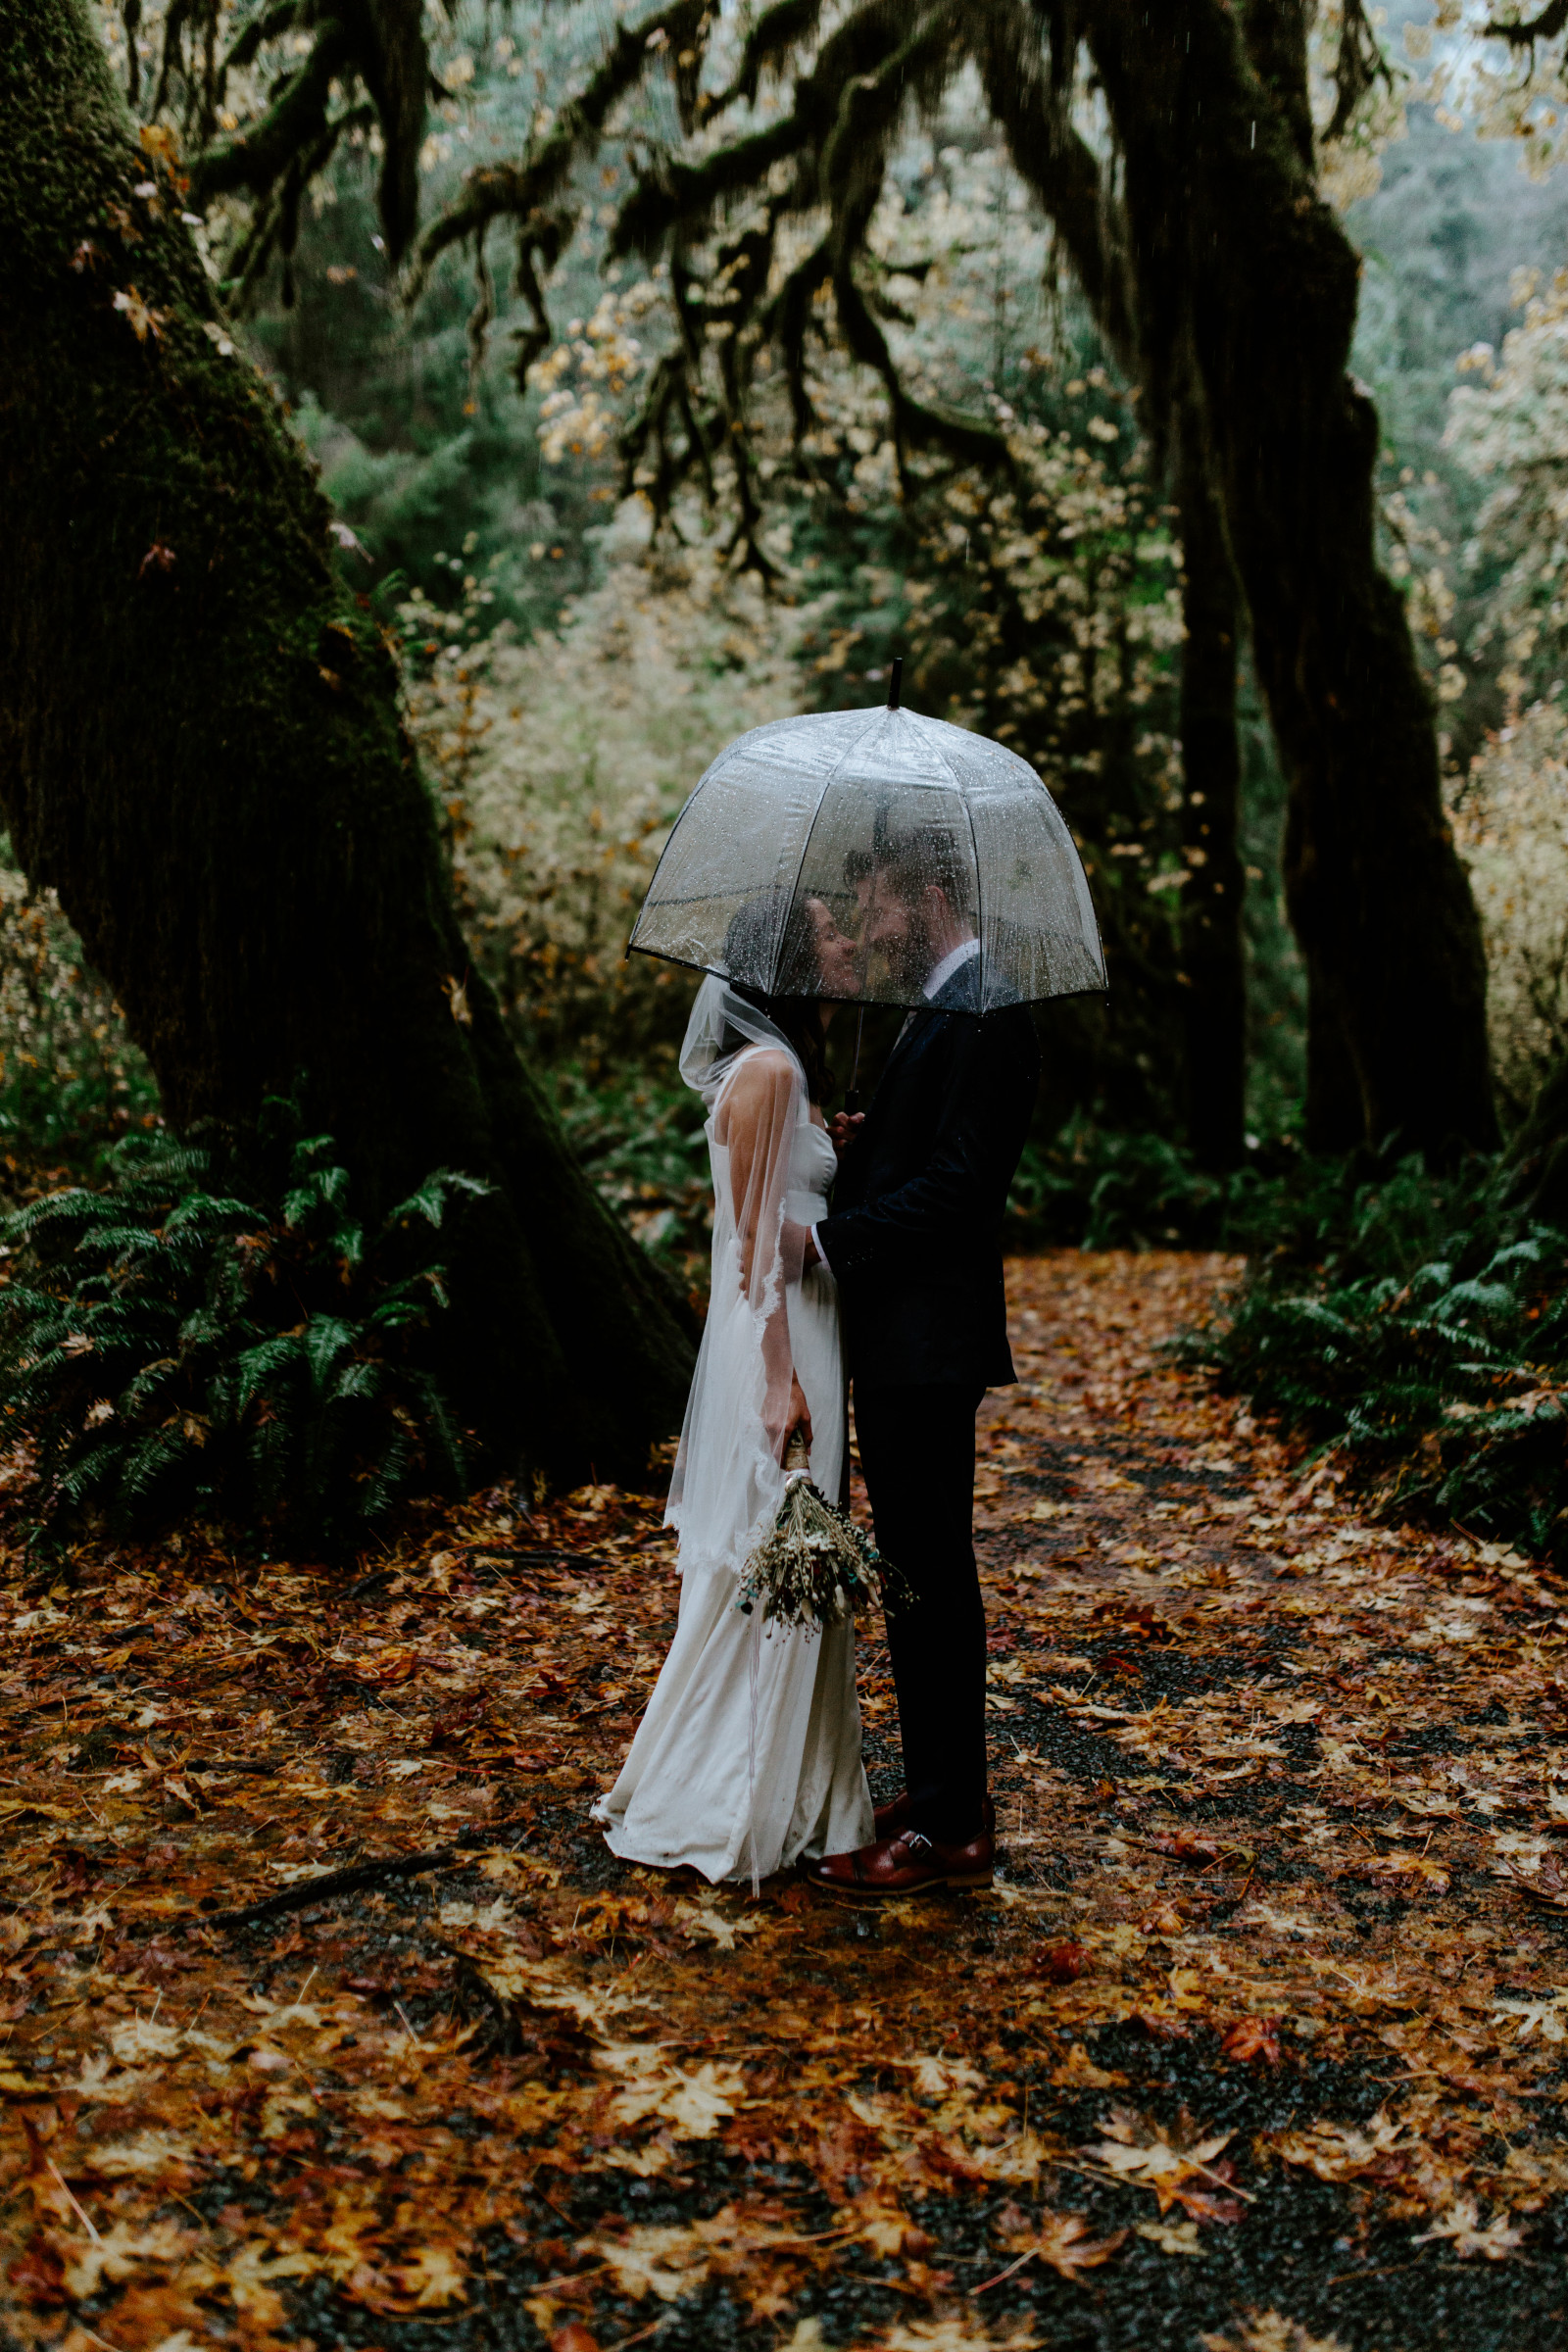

{"left": 817, "top": 958, "right": 1040, "bottom": 1390}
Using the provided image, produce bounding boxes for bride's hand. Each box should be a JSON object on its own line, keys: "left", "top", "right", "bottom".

{"left": 765, "top": 1374, "right": 813, "bottom": 1462}
{"left": 829, "top": 1110, "right": 865, "bottom": 1158}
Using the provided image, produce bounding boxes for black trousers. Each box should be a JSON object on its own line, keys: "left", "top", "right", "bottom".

{"left": 854, "top": 1382, "right": 988, "bottom": 1844}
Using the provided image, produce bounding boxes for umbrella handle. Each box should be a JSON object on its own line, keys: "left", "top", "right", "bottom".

{"left": 843, "top": 1004, "right": 865, "bottom": 1115}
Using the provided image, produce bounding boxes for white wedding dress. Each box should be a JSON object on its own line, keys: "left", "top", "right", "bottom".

{"left": 593, "top": 979, "right": 873, "bottom": 1886}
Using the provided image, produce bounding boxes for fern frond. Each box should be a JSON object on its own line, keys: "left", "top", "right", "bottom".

{"left": 385, "top": 1169, "right": 493, "bottom": 1231}
{"left": 4, "top": 1110, "right": 473, "bottom": 1544}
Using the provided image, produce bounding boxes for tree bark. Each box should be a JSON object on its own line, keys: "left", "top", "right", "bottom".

{"left": 1504, "top": 1052, "right": 1568, "bottom": 1224}
{"left": 1175, "top": 405, "right": 1248, "bottom": 1170}
{"left": 0, "top": 0, "right": 695, "bottom": 1485}
{"left": 1085, "top": 0, "right": 1497, "bottom": 1157}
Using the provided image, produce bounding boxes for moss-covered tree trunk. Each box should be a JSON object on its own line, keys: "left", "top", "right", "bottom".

{"left": 1088, "top": 0, "right": 1496, "bottom": 1157}
{"left": 1175, "top": 411, "right": 1248, "bottom": 1170}
{"left": 0, "top": 0, "right": 694, "bottom": 1484}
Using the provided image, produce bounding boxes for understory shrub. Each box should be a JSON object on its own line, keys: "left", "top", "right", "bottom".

{"left": 1004, "top": 1118, "right": 1334, "bottom": 1252}
{"left": 1007, "top": 1121, "right": 1247, "bottom": 1250}
{"left": 408, "top": 543, "right": 814, "bottom": 1071}
{"left": 1186, "top": 1151, "right": 1568, "bottom": 1561}
{"left": 0, "top": 1107, "right": 488, "bottom": 1546}
{"left": 545, "top": 1064, "right": 710, "bottom": 1287}
{"left": 0, "top": 871, "right": 160, "bottom": 1185}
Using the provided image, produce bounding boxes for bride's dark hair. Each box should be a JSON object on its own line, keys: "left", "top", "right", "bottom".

{"left": 721, "top": 893, "right": 831, "bottom": 1104}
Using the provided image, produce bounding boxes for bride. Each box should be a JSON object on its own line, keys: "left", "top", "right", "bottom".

{"left": 593, "top": 891, "right": 875, "bottom": 1885}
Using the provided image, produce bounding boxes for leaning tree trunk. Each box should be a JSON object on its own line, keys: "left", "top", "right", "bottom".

{"left": 0, "top": 0, "right": 694, "bottom": 1483}
{"left": 1088, "top": 0, "right": 1497, "bottom": 1158}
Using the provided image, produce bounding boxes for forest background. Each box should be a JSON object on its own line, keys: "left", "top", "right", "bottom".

{"left": 9, "top": 0, "right": 1568, "bottom": 1561}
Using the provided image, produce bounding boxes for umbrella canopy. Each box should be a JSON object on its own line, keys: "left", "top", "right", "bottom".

{"left": 627, "top": 677, "right": 1104, "bottom": 1014}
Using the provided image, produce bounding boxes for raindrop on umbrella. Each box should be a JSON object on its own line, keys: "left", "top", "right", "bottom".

{"left": 628, "top": 658, "right": 1105, "bottom": 1101}
{"left": 629, "top": 659, "right": 1103, "bottom": 1010}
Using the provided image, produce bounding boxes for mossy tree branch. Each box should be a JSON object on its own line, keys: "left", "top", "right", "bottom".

{"left": 187, "top": 0, "right": 428, "bottom": 271}
{"left": 819, "top": 8, "right": 1009, "bottom": 482}
{"left": 975, "top": 4, "right": 1136, "bottom": 374}
{"left": 408, "top": 0, "right": 711, "bottom": 335}
{"left": 190, "top": 15, "right": 354, "bottom": 211}
{"left": 707, "top": 0, "right": 825, "bottom": 115}
{"left": 1486, "top": 0, "right": 1568, "bottom": 31}
{"left": 1322, "top": 0, "right": 1396, "bottom": 143}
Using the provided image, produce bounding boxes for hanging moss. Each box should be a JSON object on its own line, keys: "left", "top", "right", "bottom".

{"left": 0, "top": 0, "right": 695, "bottom": 1490}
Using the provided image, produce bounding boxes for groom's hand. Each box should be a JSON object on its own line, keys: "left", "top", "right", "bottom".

{"left": 783, "top": 1217, "right": 820, "bottom": 1270}
{"left": 829, "top": 1110, "right": 865, "bottom": 1157}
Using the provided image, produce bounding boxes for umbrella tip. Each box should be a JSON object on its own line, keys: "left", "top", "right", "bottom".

{"left": 887, "top": 655, "right": 903, "bottom": 712}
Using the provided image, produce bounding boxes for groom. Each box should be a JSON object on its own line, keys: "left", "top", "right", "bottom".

{"left": 801, "top": 824, "right": 1040, "bottom": 1894}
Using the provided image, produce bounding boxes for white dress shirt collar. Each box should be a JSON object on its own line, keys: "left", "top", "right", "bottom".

{"left": 922, "top": 935, "right": 981, "bottom": 1002}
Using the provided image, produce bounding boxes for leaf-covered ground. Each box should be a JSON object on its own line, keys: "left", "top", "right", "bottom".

{"left": 2, "top": 1250, "right": 1568, "bottom": 2352}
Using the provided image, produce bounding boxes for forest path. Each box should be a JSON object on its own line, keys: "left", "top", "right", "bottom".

{"left": 0, "top": 1251, "right": 1565, "bottom": 2352}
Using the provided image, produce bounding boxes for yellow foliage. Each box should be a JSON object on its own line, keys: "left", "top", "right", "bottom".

{"left": 1448, "top": 698, "right": 1568, "bottom": 1115}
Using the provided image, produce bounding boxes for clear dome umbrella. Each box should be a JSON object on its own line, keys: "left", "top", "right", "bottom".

{"left": 627, "top": 659, "right": 1106, "bottom": 1091}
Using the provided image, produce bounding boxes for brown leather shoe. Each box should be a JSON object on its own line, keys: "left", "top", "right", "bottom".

{"left": 873, "top": 1788, "right": 997, "bottom": 1839}
{"left": 812, "top": 1825, "right": 995, "bottom": 1897}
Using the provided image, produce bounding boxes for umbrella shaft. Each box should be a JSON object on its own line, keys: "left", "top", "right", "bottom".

{"left": 845, "top": 1005, "right": 865, "bottom": 1115}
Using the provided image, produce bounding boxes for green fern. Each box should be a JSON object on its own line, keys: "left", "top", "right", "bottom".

{"left": 1187, "top": 1166, "right": 1568, "bottom": 1561}
{"left": 0, "top": 1107, "right": 490, "bottom": 1546}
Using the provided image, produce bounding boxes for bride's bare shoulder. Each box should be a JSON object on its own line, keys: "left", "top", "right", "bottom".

{"left": 714, "top": 1047, "right": 799, "bottom": 1135}
{"left": 725, "top": 1046, "right": 796, "bottom": 1087}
